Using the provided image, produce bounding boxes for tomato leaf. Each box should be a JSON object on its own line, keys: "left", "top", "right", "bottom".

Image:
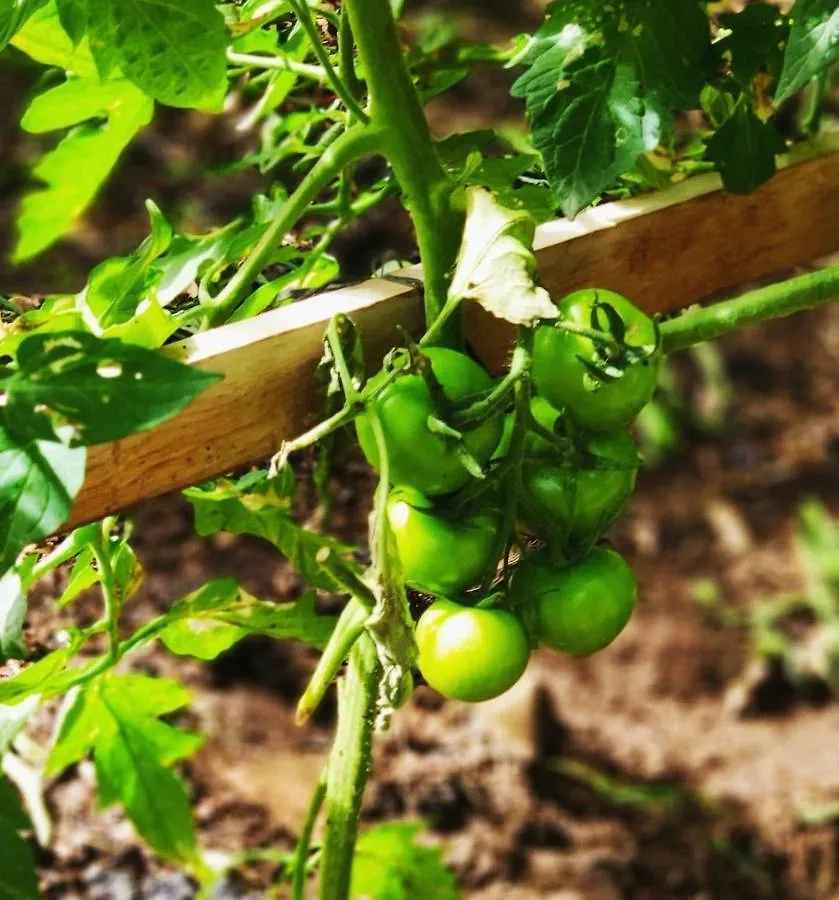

{"left": 449, "top": 188, "right": 556, "bottom": 326}
{"left": 5, "top": 332, "right": 221, "bottom": 446}
{"left": 776, "top": 0, "right": 839, "bottom": 102}
{"left": 716, "top": 4, "right": 790, "bottom": 86}
{"left": 83, "top": 201, "right": 173, "bottom": 324}
{"left": 0, "top": 0, "right": 48, "bottom": 52}
{"left": 13, "top": 50, "right": 153, "bottom": 261}
{"left": 0, "top": 778, "right": 41, "bottom": 900}
{"left": 0, "top": 647, "right": 78, "bottom": 705}
{"left": 511, "top": 0, "right": 709, "bottom": 217}
{"left": 158, "top": 579, "right": 336, "bottom": 659}
{"left": 705, "top": 99, "right": 786, "bottom": 194}
{"left": 0, "top": 425, "right": 86, "bottom": 575}
{"left": 185, "top": 480, "right": 371, "bottom": 601}
{"left": 55, "top": 0, "right": 87, "bottom": 45}
{"left": 87, "top": 0, "right": 227, "bottom": 110}
{"left": 351, "top": 822, "right": 460, "bottom": 900}
{"left": 47, "top": 674, "right": 201, "bottom": 862}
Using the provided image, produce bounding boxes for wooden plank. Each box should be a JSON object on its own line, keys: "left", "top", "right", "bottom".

{"left": 69, "top": 136, "right": 839, "bottom": 527}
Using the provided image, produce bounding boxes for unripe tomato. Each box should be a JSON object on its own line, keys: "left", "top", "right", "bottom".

{"left": 356, "top": 347, "right": 503, "bottom": 496}
{"left": 415, "top": 598, "right": 530, "bottom": 702}
{"left": 532, "top": 289, "right": 660, "bottom": 430}
{"left": 387, "top": 489, "right": 499, "bottom": 596}
{"left": 494, "top": 396, "right": 639, "bottom": 552}
{"left": 511, "top": 548, "right": 637, "bottom": 656}
{"left": 522, "top": 427, "right": 639, "bottom": 551}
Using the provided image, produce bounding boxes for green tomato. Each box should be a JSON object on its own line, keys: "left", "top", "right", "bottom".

{"left": 415, "top": 598, "right": 530, "bottom": 702}
{"left": 387, "top": 489, "right": 499, "bottom": 595}
{"left": 532, "top": 289, "right": 660, "bottom": 430}
{"left": 522, "top": 427, "right": 639, "bottom": 552}
{"left": 356, "top": 347, "right": 503, "bottom": 496}
{"left": 511, "top": 548, "right": 637, "bottom": 656}
{"left": 494, "top": 396, "right": 638, "bottom": 552}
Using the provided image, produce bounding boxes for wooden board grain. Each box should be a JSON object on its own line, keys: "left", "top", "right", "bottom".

{"left": 69, "top": 136, "right": 839, "bottom": 527}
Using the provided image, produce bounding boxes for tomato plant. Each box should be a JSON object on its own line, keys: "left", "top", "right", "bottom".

{"left": 0, "top": 0, "right": 837, "bottom": 898}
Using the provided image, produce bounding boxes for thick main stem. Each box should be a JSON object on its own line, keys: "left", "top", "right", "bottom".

{"left": 344, "top": 0, "right": 464, "bottom": 345}
{"left": 318, "top": 634, "right": 381, "bottom": 900}
{"left": 660, "top": 266, "right": 839, "bottom": 354}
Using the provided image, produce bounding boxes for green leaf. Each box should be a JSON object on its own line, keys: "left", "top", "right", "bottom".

{"left": 56, "top": 546, "right": 98, "bottom": 608}
{"left": 55, "top": 0, "right": 87, "bottom": 44}
{"left": 44, "top": 687, "right": 98, "bottom": 774}
{"left": 159, "top": 579, "right": 336, "bottom": 658}
{"left": 14, "top": 78, "right": 153, "bottom": 262}
{"left": 82, "top": 201, "right": 174, "bottom": 329}
{"left": 705, "top": 99, "right": 786, "bottom": 194}
{"left": 6, "top": 332, "right": 221, "bottom": 446}
{"left": 351, "top": 822, "right": 460, "bottom": 900}
{"left": 87, "top": 0, "right": 228, "bottom": 110}
{"left": 776, "top": 0, "right": 839, "bottom": 101}
{"left": 0, "top": 647, "right": 77, "bottom": 705}
{"left": 20, "top": 76, "right": 131, "bottom": 133}
{"left": 185, "top": 481, "right": 370, "bottom": 600}
{"left": 11, "top": 3, "right": 97, "bottom": 74}
{"left": 0, "top": 778, "right": 42, "bottom": 900}
{"left": 511, "top": 0, "right": 709, "bottom": 216}
{"left": 0, "top": 0, "right": 48, "bottom": 52}
{"left": 716, "top": 4, "right": 790, "bottom": 85}
{"left": 0, "top": 571, "right": 28, "bottom": 661}
{"left": 94, "top": 693, "right": 199, "bottom": 860}
{"left": 47, "top": 674, "right": 201, "bottom": 862}
{"left": 448, "top": 187, "right": 556, "bottom": 326}
{"left": 0, "top": 425, "right": 86, "bottom": 575}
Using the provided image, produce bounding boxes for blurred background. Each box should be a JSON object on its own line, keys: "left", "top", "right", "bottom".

{"left": 3, "top": 0, "right": 839, "bottom": 898}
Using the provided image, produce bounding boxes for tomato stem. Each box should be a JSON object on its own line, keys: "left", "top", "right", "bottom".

{"left": 207, "top": 125, "right": 379, "bottom": 325}
{"left": 452, "top": 345, "right": 530, "bottom": 427}
{"left": 287, "top": 0, "right": 369, "bottom": 124}
{"left": 660, "top": 265, "right": 839, "bottom": 354}
{"left": 318, "top": 635, "right": 380, "bottom": 900}
{"left": 291, "top": 769, "right": 327, "bottom": 899}
{"left": 343, "top": 0, "right": 464, "bottom": 346}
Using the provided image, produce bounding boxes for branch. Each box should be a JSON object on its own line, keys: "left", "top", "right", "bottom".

{"left": 207, "top": 125, "right": 380, "bottom": 324}
{"left": 661, "top": 266, "right": 839, "bottom": 354}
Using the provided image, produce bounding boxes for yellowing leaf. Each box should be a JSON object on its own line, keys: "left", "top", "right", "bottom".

{"left": 449, "top": 188, "right": 556, "bottom": 327}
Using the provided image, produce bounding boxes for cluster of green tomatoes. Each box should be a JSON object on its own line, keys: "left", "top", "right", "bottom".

{"left": 355, "top": 289, "right": 660, "bottom": 703}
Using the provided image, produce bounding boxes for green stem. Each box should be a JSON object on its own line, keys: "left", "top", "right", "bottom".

{"left": 88, "top": 527, "right": 122, "bottom": 665}
{"left": 296, "top": 598, "right": 368, "bottom": 724}
{"left": 318, "top": 634, "right": 380, "bottom": 900}
{"left": 800, "top": 70, "right": 828, "bottom": 137}
{"left": 226, "top": 49, "right": 327, "bottom": 82}
{"left": 338, "top": 4, "right": 365, "bottom": 105}
{"left": 288, "top": 0, "right": 370, "bottom": 124}
{"left": 452, "top": 345, "right": 529, "bottom": 427}
{"left": 344, "top": 0, "right": 463, "bottom": 345}
{"left": 291, "top": 769, "right": 328, "bottom": 900}
{"left": 207, "top": 125, "right": 379, "bottom": 324}
{"left": 660, "top": 266, "right": 839, "bottom": 354}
